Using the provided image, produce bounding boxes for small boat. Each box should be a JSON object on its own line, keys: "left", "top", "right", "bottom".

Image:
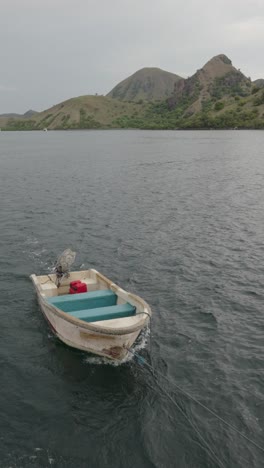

{"left": 30, "top": 264, "right": 151, "bottom": 361}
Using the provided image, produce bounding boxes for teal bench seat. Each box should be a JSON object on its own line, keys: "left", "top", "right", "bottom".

{"left": 69, "top": 303, "right": 136, "bottom": 323}
{"left": 47, "top": 289, "right": 117, "bottom": 313}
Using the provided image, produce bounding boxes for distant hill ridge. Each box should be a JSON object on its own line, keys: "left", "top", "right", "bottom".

{"left": 253, "top": 79, "right": 264, "bottom": 89}
{"left": 107, "top": 67, "right": 182, "bottom": 102}
{"left": 1, "top": 54, "right": 264, "bottom": 130}
{"left": 0, "top": 109, "right": 38, "bottom": 118}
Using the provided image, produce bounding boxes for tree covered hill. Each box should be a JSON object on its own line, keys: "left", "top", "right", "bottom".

{"left": 1, "top": 55, "right": 264, "bottom": 130}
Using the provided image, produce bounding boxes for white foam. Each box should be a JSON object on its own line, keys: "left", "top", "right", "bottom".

{"left": 22, "top": 235, "right": 52, "bottom": 270}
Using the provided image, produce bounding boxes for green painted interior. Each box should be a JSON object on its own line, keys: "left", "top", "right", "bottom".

{"left": 47, "top": 289, "right": 117, "bottom": 312}
{"left": 69, "top": 303, "right": 136, "bottom": 322}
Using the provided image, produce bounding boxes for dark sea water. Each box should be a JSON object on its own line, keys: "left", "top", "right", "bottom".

{"left": 0, "top": 130, "right": 264, "bottom": 468}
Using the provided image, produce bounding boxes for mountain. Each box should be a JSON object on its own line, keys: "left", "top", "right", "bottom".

{"left": 107, "top": 67, "right": 182, "bottom": 102}
{"left": 168, "top": 54, "right": 252, "bottom": 115}
{"left": 1, "top": 54, "right": 264, "bottom": 130}
{"left": 0, "top": 109, "right": 38, "bottom": 118}
{"left": 253, "top": 79, "right": 264, "bottom": 89}
{"left": 23, "top": 109, "right": 38, "bottom": 118}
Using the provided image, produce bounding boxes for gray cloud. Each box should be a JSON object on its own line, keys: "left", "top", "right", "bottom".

{"left": 0, "top": 0, "right": 263, "bottom": 112}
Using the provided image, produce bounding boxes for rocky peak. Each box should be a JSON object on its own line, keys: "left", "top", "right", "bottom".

{"left": 199, "top": 54, "right": 235, "bottom": 80}
{"left": 205, "top": 54, "right": 232, "bottom": 66}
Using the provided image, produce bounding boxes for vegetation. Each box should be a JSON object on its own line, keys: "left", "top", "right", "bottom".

{"left": 253, "top": 91, "right": 264, "bottom": 107}
{"left": 78, "top": 108, "right": 101, "bottom": 129}
{"left": 209, "top": 71, "right": 251, "bottom": 100}
{"left": 1, "top": 55, "right": 264, "bottom": 131}
{"left": 214, "top": 101, "right": 225, "bottom": 111}
{"left": 3, "top": 96, "right": 264, "bottom": 131}
{"left": 2, "top": 119, "right": 36, "bottom": 131}
{"left": 112, "top": 105, "right": 264, "bottom": 130}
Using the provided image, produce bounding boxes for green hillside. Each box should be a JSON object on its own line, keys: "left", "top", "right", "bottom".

{"left": 111, "top": 55, "right": 264, "bottom": 129}
{"left": 2, "top": 54, "right": 264, "bottom": 130}
{"left": 1, "top": 95, "right": 148, "bottom": 130}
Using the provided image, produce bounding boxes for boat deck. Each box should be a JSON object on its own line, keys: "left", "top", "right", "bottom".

{"left": 32, "top": 269, "right": 151, "bottom": 331}
{"left": 47, "top": 289, "right": 136, "bottom": 323}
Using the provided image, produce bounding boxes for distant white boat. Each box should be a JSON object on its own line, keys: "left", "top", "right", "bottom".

{"left": 43, "top": 128, "right": 48, "bottom": 132}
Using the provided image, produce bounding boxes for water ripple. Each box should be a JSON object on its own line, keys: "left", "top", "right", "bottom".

{"left": 0, "top": 130, "right": 264, "bottom": 468}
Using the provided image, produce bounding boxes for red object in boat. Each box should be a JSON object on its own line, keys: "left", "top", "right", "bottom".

{"left": 69, "top": 280, "right": 87, "bottom": 294}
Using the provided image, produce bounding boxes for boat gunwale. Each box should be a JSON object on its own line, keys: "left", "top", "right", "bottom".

{"left": 30, "top": 269, "right": 151, "bottom": 336}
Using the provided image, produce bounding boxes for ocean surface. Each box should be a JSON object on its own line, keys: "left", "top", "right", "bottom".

{"left": 0, "top": 129, "right": 264, "bottom": 468}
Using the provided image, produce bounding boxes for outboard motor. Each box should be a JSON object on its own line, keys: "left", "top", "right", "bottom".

{"left": 54, "top": 248, "right": 76, "bottom": 286}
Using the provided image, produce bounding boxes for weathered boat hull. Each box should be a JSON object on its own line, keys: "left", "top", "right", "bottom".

{"left": 31, "top": 269, "right": 151, "bottom": 361}
{"left": 38, "top": 294, "right": 141, "bottom": 360}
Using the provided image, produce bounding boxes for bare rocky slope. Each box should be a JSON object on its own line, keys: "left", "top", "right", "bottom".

{"left": 107, "top": 67, "right": 182, "bottom": 102}
{"left": 253, "top": 79, "right": 264, "bottom": 89}
{"left": 168, "top": 54, "right": 252, "bottom": 115}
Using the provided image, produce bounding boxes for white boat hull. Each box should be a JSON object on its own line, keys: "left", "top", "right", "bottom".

{"left": 31, "top": 269, "right": 151, "bottom": 361}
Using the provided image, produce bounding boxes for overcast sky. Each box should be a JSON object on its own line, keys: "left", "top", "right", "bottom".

{"left": 1, "top": 0, "right": 264, "bottom": 113}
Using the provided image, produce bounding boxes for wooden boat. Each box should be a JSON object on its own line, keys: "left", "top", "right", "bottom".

{"left": 30, "top": 269, "right": 151, "bottom": 361}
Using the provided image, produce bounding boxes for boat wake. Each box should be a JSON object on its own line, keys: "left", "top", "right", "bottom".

{"left": 22, "top": 236, "right": 51, "bottom": 271}
{"left": 83, "top": 327, "right": 150, "bottom": 366}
